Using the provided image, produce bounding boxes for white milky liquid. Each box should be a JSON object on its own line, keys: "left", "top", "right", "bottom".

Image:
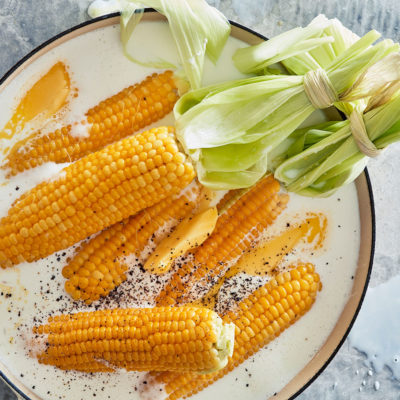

{"left": 0, "top": 21, "right": 361, "bottom": 400}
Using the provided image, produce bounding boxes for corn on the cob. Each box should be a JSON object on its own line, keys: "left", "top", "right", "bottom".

{"left": 62, "top": 184, "right": 201, "bottom": 304}
{"left": 0, "top": 127, "right": 194, "bottom": 268}
{"left": 4, "top": 71, "right": 178, "bottom": 176}
{"left": 156, "top": 176, "right": 289, "bottom": 306}
{"left": 215, "top": 189, "right": 241, "bottom": 214}
{"left": 155, "top": 263, "right": 321, "bottom": 399}
{"left": 33, "top": 306, "right": 235, "bottom": 374}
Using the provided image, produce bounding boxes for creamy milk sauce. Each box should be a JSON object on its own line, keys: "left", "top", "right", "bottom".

{"left": 0, "top": 21, "right": 360, "bottom": 400}
{"left": 198, "top": 212, "right": 327, "bottom": 313}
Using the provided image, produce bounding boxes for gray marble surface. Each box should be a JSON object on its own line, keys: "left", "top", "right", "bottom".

{"left": 1, "top": 0, "right": 400, "bottom": 399}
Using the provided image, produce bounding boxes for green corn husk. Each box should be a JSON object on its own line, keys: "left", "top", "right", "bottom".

{"left": 233, "top": 15, "right": 359, "bottom": 76}
{"left": 175, "top": 31, "right": 400, "bottom": 189}
{"left": 267, "top": 120, "right": 348, "bottom": 170}
{"left": 234, "top": 15, "right": 364, "bottom": 116}
{"left": 88, "top": 0, "right": 230, "bottom": 90}
{"left": 274, "top": 93, "right": 400, "bottom": 196}
{"left": 232, "top": 15, "right": 334, "bottom": 75}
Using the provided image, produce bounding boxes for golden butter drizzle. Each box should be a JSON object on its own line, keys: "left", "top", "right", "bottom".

{"left": 0, "top": 62, "right": 70, "bottom": 145}
{"left": 196, "top": 213, "right": 327, "bottom": 309}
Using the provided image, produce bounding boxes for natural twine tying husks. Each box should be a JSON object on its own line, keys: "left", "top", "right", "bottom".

{"left": 303, "top": 68, "right": 381, "bottom": 157}
{"left": 348, "top": 110, "right": 382, "bottom": 158}
{"left": 303, "top": 69, "right": 339, "bottom": 109}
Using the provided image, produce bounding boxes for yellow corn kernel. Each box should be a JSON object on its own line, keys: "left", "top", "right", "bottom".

{"left": 157, "top": 175, "right": 289, "bottom": 305}
{"left": 156, "top": 263, "right": 321, "bottom": 399}
{"left": 0, "top": 127, "right": 194, "bottom": 268}
{"left": 4, "top": 71, "right": 179, "bottom": 176}
{"left": 62, "top": 183, "right": 201, "bottom": 304}
{"left": 34, "top": 306, "right": 234, "bottom": 374}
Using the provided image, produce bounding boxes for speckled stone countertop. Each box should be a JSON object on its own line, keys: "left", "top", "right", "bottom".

{"left": 1, "top": 1, "right": 400, "bottom": 399}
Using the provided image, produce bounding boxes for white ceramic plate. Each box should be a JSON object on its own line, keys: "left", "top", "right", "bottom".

{"left": 0, "top": 12, "right": 374, "bottom": 400}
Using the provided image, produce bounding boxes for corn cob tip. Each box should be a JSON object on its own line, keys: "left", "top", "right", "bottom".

{"left": 206, "top": 321, "right": 235, "bottom": 373}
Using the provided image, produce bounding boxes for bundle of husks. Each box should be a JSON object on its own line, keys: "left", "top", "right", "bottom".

{"left": 172, "top": 17, "right": 400, "bottom": 191}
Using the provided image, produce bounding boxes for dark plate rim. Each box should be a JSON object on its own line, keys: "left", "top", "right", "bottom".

{"left": 0, "top": 9, "right": 375, "bottom": 400}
